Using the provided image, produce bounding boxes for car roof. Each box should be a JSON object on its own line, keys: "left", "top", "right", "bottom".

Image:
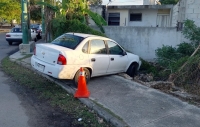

{"left": 67, "top": 32, "right": 109, "bottom": 40}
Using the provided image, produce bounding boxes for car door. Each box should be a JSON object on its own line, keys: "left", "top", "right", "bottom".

{"left": 106, "top": 40, "right": 128, "bottom": 73}
{"left": 88, "top": 39, "right": 110, "bottom": 77}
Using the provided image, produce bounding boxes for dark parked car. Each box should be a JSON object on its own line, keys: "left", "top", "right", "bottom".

{"left": 30, "top": 24, "right": 42, "bottom": 39}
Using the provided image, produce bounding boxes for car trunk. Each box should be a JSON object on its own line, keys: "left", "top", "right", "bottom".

{"left": 10, "top": 33, "right": 22, "bottom": 39}
{"left": 35, "top": 43, "right": 71, "bottom": 65}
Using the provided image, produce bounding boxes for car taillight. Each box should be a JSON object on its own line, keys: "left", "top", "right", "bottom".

{"left": 57, "top": 54, "right": 66, "bottom": 65}
{"left": 34, "top": 47, "right": 36, "bottom": 55}
{"left": 6, "top": 34, "right": 10, "bottom": 37}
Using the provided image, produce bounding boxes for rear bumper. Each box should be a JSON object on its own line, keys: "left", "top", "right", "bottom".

{"left": 31, "top": 55, "right": 77, "bottom": 79}
{"left": 6, "top": 38, "right": 22, "bottom": 42}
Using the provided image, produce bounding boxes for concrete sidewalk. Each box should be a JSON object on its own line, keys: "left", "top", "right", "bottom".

{"left": 9, "top": 46, "right": 200, "bottom": 127}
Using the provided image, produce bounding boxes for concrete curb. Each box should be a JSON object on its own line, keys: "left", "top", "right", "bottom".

{"left": 9, "top": 52, "right": 129, "bottom": 127}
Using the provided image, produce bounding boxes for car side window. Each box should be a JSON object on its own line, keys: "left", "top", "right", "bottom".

{"left": 82, "top": 42, "right": 89, "bottom": 54}
{"left": 90, "top": 40, "right": 107, "bottom": 54}
{"left": 107, "top": 40, "right": 124, "bottom": 55}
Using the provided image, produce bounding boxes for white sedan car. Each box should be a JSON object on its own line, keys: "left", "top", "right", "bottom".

{"left": 6, "top": 27, "right": 37, "bottom": 45}
{"left": 31, "top": 33, "right": 141, "bottom": 86}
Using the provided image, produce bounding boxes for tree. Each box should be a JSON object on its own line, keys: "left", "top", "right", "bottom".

{"left": 160, "top": 0, "right": 179, "bottom": 4}
{"left": 30, "top": 0, "right": 58, "bottom": 22}
{"left": 62, "top": 0, "right": 106, "bottom": 32}
{"left": 0, "top": 0, "right": 21, "bottom": 26}
{"left": 88, "top": 0, "right": 102, "bottom": 5}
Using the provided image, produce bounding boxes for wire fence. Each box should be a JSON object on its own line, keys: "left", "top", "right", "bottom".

{"left": 173, "top": 53, "right": 200, "bottom": 95}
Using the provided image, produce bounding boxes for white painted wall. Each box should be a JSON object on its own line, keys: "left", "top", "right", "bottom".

{"left": 143, "top": 0, "right": 157, "bottom": 5}
{"left": 102, "top": 0, "right": 143, "bottom": 5}
{"left": 128, "top": 9, "right": 158, "bottom": 27}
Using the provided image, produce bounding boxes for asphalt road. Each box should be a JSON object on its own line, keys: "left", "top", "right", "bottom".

{"left": 0, "top": 33, "right": 30, "bottom": 127}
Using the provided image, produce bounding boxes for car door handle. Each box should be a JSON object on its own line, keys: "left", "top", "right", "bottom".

{"left": 91, "top": 58, "right": 96, "bottom": 62}
{"left": 111, "top": 58, "right": 114, "bottom": 61}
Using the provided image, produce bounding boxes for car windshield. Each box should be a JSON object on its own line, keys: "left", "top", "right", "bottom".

{"left": 51, "top": 34, "right": 84, "bottom": 49}
{"left": 11, "top": 28, "right": 22, "bottom": 33}
{"left": 30, "top": 24, "right": 39, "bottom": 29}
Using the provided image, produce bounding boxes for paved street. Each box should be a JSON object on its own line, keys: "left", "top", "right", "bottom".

{"left": 0, "top": 33, "right": 30, "bottom": 127}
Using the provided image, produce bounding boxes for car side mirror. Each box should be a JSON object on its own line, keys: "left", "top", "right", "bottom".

{"left": 122, "top": 51, "right": 127, "bottom": 56}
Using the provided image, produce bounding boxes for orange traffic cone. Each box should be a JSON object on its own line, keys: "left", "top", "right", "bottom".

{"left": 74, "top": 67, "right": 90, "bottom": 98}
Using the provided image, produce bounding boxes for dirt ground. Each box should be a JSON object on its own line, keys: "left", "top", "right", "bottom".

{"left": 6, "top": 77, "right": 80, "bottom": 127}
{"left": 134, "top": 73, "right": 200, "bottom": 108}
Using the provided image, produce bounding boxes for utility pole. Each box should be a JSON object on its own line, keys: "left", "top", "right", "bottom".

{"left": 19, "top": 0, "right": 34, "bottom": 54}
{"left": 41, "top": 0, "right": 45, "bottom": 39}
{"left": 21, "top": 0, "right": 28, "bottom": 44}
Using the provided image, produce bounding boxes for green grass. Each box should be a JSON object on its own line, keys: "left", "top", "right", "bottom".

{"left": 17, "top": 54, "right": 32, "bottom": 61}
{"left": 1, "top": 57, "right": 113, "bottom": 127}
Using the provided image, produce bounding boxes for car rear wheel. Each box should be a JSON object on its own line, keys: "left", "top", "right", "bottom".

{"left": 8, "top": 41, "right": 12, "bottom": 45}
{"left": 73, "top": 68, "right": 91, "bottom": 87}
{"left": 126, "top": 63, "right": 138, "bottom": 78}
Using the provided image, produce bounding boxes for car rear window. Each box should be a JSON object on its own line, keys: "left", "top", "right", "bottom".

{"left": 30, "top": 24, "right": 39, "bottom": 29}
{"left": 11, "top": 28, "right": 22, "bottom": 33}
{"left": 51, "top": 34, "right": 84, "bottom": 49}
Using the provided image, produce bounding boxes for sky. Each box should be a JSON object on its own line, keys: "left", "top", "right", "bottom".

{"left": 102, "top": 0, "right": 143, "bottom": 5}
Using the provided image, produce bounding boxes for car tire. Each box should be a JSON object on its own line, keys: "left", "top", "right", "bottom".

{"left": 126, "top": 63, "right": 138, "bottom": 78}
{"left": 34, "top": 38, "right": 37, "bottom": 42}
{"left": 8, "top": 41, "right": 12, "bottom": 45}
{"left": 73, "top": 68, "right": 91, "bottom": 87}
{"left": 36, "top": 34, "right": 41, "bottom": 40}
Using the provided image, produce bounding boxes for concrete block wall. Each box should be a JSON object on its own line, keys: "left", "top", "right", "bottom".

{"left": 101, "top": 26, "right": 183, "bottom": 61}
{"left": 175, "top": 0, "right": 200, "bottom": 26}
{"left": 171, "top": 3, "right": 179, "bottom": 27}
{"left": 185, "top": 0, "right": 200, "bottom": 26}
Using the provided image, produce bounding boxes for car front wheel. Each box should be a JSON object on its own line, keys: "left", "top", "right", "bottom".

{"left": 73, "top": 68, "right": 91, "bottom": 87}
{"left": 126, "top": 63, "right": 138, "bottom": 78}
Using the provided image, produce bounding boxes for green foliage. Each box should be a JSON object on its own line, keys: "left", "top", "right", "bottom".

{"left": 175, "top": 54, "right": 200, "bottom": 89}
{"left": 155, "top": 45, "right": 179, "bottom": 68}
{"left": 51, "top": 15, "right": 106, "bottom": 40}
{"left": 139, "top": 58, "right": 170, "bottom": 80}
{"left": 86, "top": 9, "right": 107, "bottom": 33}
{"left": 30, "top": 8, "right": 42, "bottom": 21}
{"left": 182, "top": 19, "right": 200, "bottom": 46}
{"left": 177, "top": 42, "right": 195, "bottom": 57}
{"left": 37, "top": 1, "right": 59, "bottom": 12}
{"left": 0, "top": 0, "right": 21, "bottom": 25}
{"left": 160, "top": 0, "right": 179, "bottom": 4}
{"left": 62, "top": 0, "right": 106, "bottom": 33}
{"left": 155, "top": 42, "right": 194, "bottom": 72}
